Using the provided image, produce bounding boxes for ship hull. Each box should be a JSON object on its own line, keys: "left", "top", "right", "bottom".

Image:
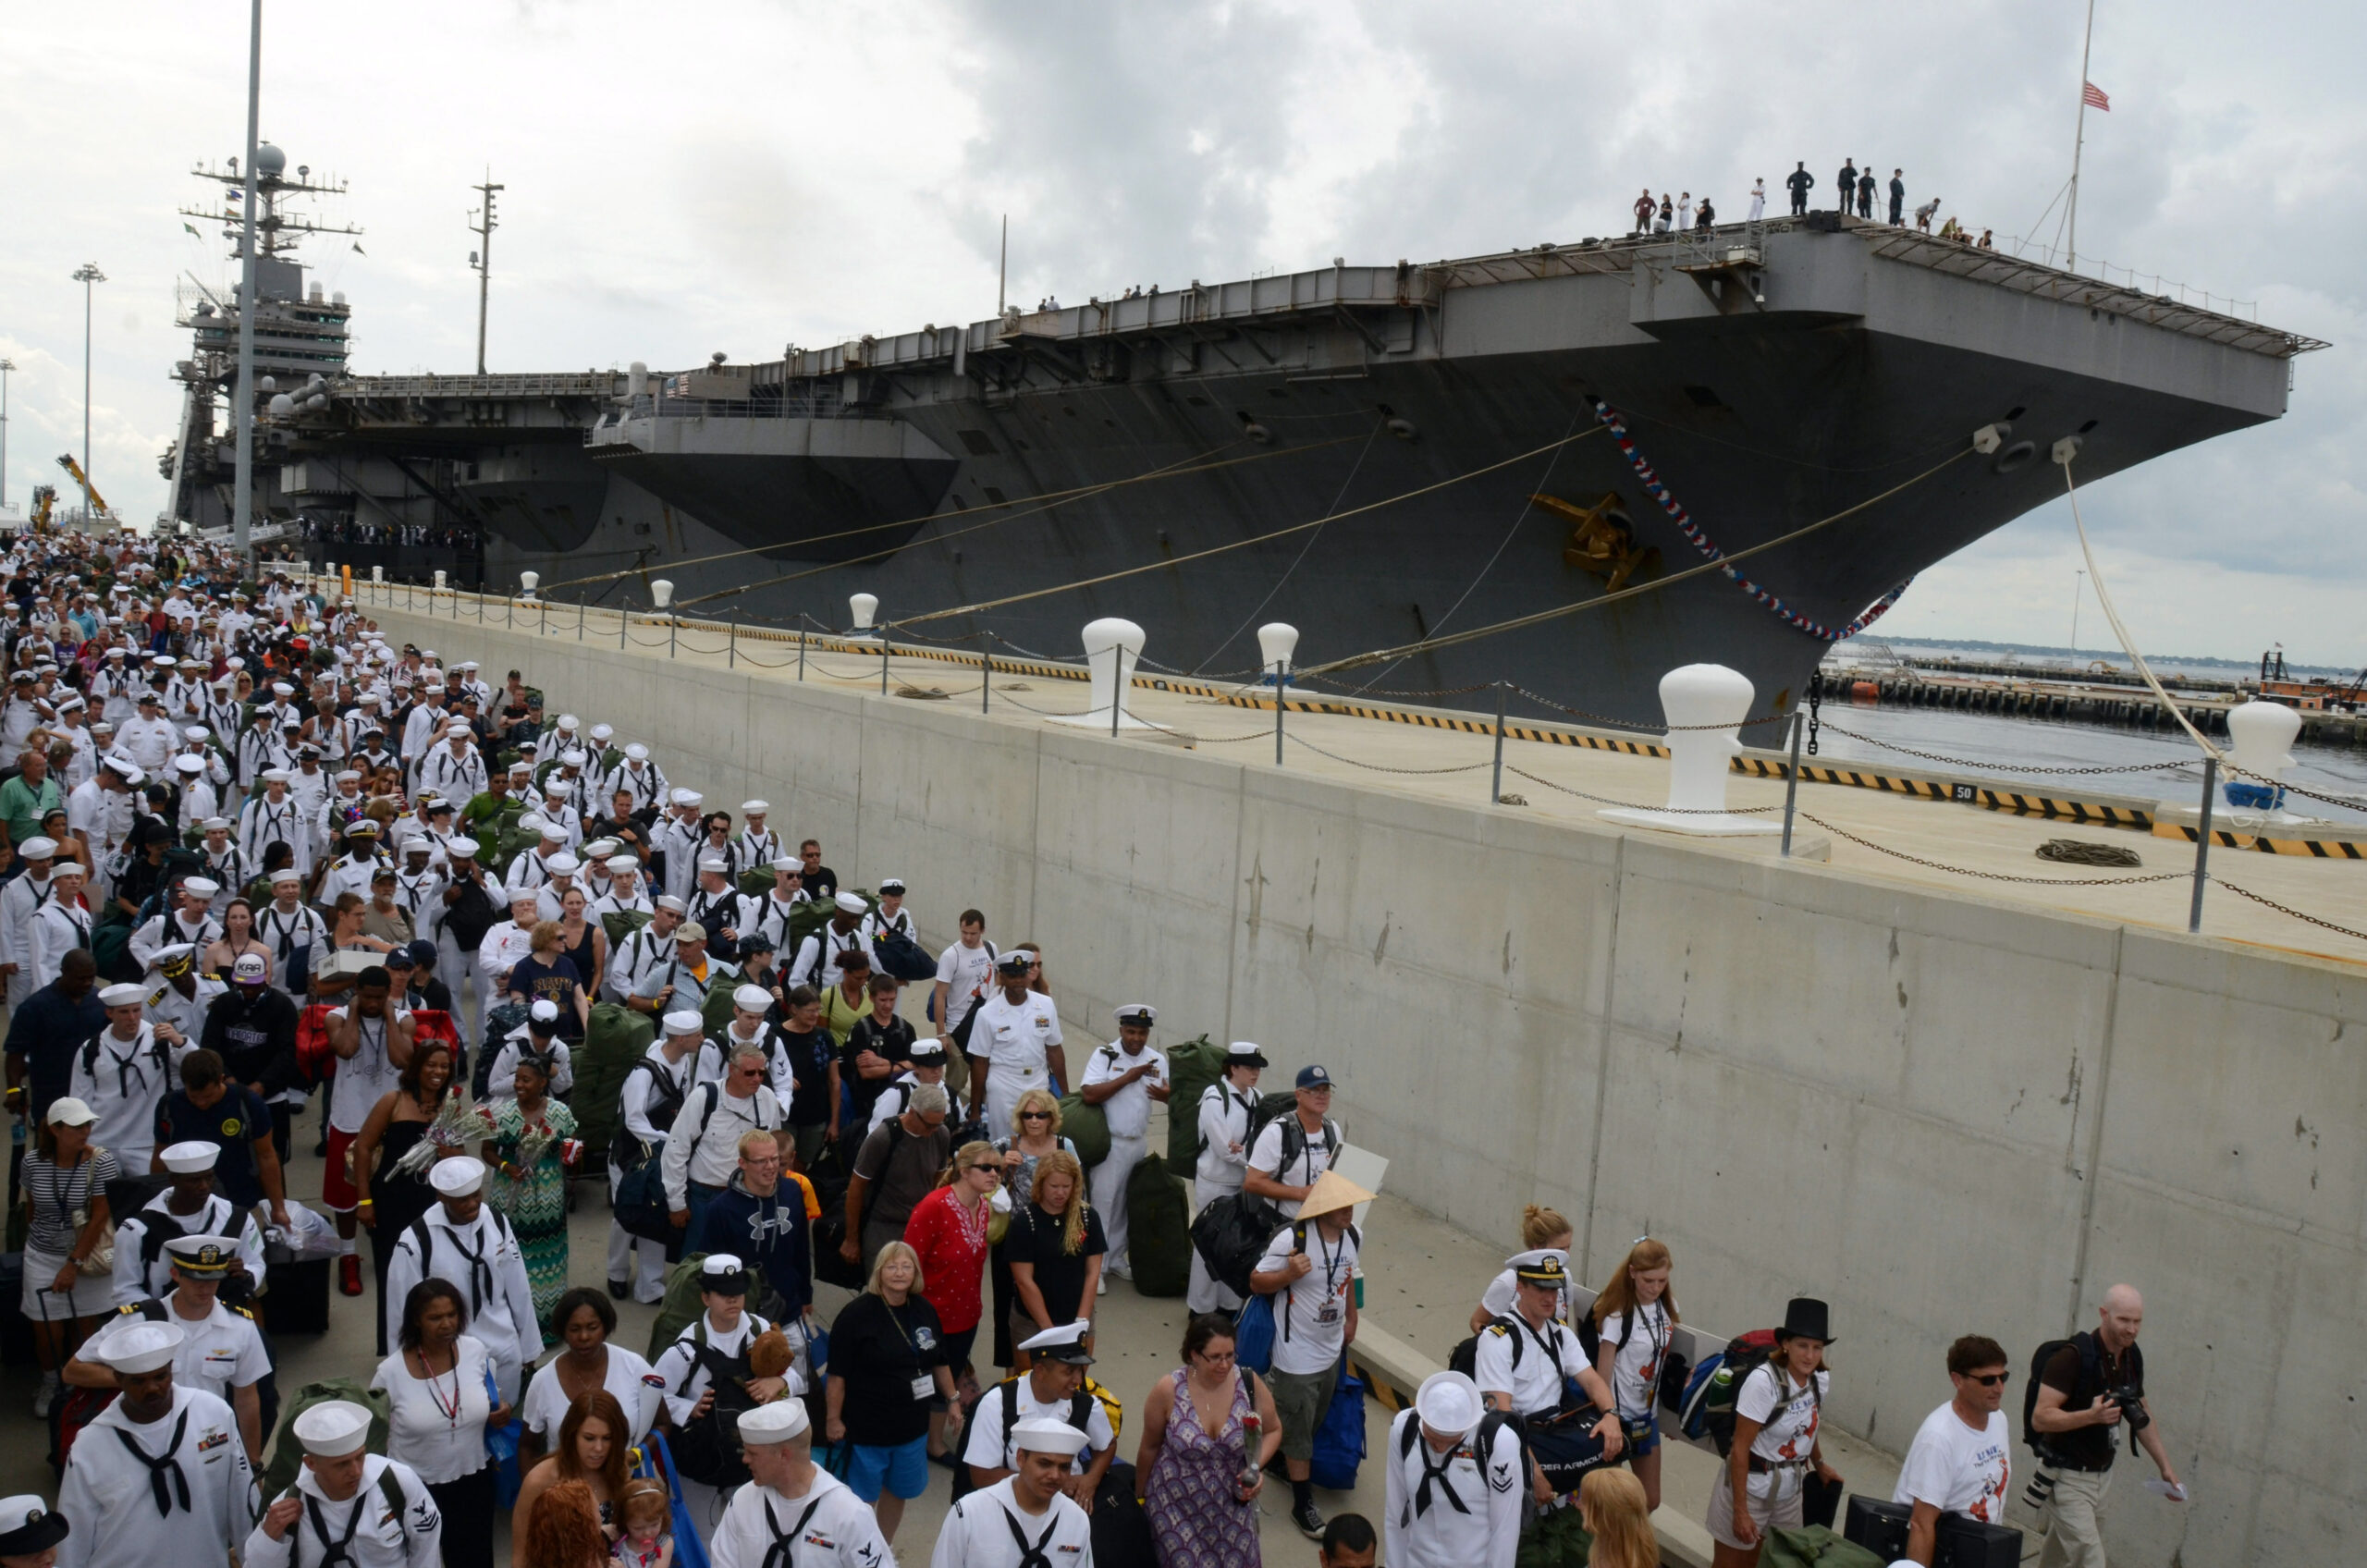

{"left": 282, "top": 223, "right": 2302, "bottom": 727}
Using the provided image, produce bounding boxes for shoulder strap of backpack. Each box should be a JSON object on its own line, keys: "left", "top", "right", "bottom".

{"left": 408, "top": 1217, "right": 433, "bottom": 1263}
{"left": 376, "top": 1464, "right": 407, "bottom": 1525}
{"left": 1067, "top": 1389, "right": 1094, "bottom": 1438}
{"left": 1001, "top": 1377, "right": 1022, "bottom": 1453}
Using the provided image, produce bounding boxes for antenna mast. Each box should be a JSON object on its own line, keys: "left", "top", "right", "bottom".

{"left": 469, "top": 173, "right": 504, "bottom": 375}
{"left": 2067, "top": 0, "right": 2097, "bottom": 270}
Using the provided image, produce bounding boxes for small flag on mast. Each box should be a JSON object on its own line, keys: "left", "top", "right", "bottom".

{"left": 183, "top": 222, "right": 202, "bottom": 238}
{"left": 2082, "top": 81, "right": 2111, "bottom": 111}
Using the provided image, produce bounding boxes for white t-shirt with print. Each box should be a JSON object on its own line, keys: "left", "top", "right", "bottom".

{"left": 1893, "top": 1402, "right": 2012, "bottom": 1524}
{"left": 1735, "top": 1364, "right": 1830, "bottom": 1499}
{"left": 1255, "top": 1222, "right": 1358, "bottom": 1377}
{"left": 1596, "top": 1301, "right": 1673, "bottom": 1419}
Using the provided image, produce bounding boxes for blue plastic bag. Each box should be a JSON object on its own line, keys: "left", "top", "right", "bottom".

{"left": 487, "top": 1418, "right": 523, "bottom": 1509}
{"left": 631, "top": 1429, "right": 714, "bottom": 1568}
{"left": 1233, "top": 1292, "right": 1278, "bottom": 1374}
{"left": 1308, "top": 1363, "right": 1367, "bottom": 1490}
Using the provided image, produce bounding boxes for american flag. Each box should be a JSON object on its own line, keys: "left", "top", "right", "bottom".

{"left": 2083, "top": 80, "right": 2111, "bottom": 111}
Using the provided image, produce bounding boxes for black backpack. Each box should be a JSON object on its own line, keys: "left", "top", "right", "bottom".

{"left": 948, "top": 1376, "right": 1105, "bottom": 1501}
{"left": 1242, "top": 1095, "right": 1338, "bottom": 1222}
{"left": 672, "top": 1319, "right": 761, "bottom": 1488}
{"left": 1392, "top": 1405, "right": 1520, "bottom": 1527}
{"left": 2022, "top": 1331, "right": 2143, "bottom": 1466}
{"left": 443, "top": 875, "right": 500, "bottom": 950}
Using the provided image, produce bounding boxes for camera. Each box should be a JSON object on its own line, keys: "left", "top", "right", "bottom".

{"left": 2107, "top": 1385, "right": 2151, "bottom": 1433}
{"left": 2021, "top": 1468, "right": 2058, "bottom": 1511}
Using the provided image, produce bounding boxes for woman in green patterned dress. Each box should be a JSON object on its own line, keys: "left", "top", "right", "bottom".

{"left": 479, "top": 1050, "right": 579, "bottom": 1343}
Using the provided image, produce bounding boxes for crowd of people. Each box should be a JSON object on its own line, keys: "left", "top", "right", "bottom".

{"left": 0, "top": 533, "right": 2179, "bottom": 1568}
{"left": 1630, "top": 164, "right": 1993, "bottom": 249}
{"left": 293, "top": 519, "right": 479, "bottom": 551}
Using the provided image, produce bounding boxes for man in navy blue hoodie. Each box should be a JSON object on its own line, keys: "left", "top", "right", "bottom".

{"left": 692, "top": 1125, "right": 816, "bottom": 1322}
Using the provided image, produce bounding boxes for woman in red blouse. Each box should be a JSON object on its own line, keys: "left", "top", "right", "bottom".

{"left": 902, "top": 1139, "right": 1001, "bottom": 1464}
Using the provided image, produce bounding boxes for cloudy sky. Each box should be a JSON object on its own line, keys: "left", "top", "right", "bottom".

{"left": 3, "top": 1, "right": 2359, "bottom": 665}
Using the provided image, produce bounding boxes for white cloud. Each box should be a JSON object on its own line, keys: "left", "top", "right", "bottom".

{"left": 0, "top": 0, "right": 2356, "bottom": 660}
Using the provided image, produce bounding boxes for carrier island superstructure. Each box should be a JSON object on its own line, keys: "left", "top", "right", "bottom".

{"left": 165, "top": 168, "right": 2324, "bottom": 727}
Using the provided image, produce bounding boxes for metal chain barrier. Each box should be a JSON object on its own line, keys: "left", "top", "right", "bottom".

{"left": 1808, "top": 719, "right": 2201, "bottom": 776}
{"left": 2209, "top": 877, "right": 2367, "bottom": 944}
{"left": 1797, "top": 811, "right": 2186, "bottom": 886}
{"left": 1284, "top": 731, "right": 1490, "bottom": 775}
{"left": 1505, "top": 683, "right": 1792, "bottom": 733}
{"left": 1504, "top": 763, "right": 1779, "bottom": 814}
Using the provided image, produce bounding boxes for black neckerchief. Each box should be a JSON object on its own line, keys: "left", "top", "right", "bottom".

{"left": 438, "top": 1219, "right": 496, "bottom": 1314}
{"left": 1405, "top": 1433, "right": 1471, "bottom": 1524}
{"left": 999, "top": 1504, "right": 1062, "bottom": 1568}
{"left": 115, "top": 1408, "right": 192, "bottom": 1517}
{"left": 756, "top": 1494, "right": 828, "bottom": 1568}
{"left": 301, "top": 1482, "right": 374, "bottom": 1568}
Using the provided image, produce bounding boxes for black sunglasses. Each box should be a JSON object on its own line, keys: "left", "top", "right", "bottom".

{"left": 1967, "top": 1372, "right": 2010, "bottom": 1388}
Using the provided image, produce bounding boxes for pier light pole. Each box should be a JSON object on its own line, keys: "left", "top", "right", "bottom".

{"left": 232, "top": 0, "right": 262, "bottom": 563}
{"left": 0, "top": 357, "right": 13, "bottom": 511}
{"left": 470, "top": 174, "right": 503, "bottom": 376}
{"left": 2069, "top": 569, "right": 2085, "bottom": 658}
{"left": 71, "top": 264, "right": 105, "bottom": 518}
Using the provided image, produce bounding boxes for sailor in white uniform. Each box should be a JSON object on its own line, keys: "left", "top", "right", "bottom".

{"left": 606, "top": 897, "right": 684, "bottom": 1003}
{"left": 969, "top": 950, "right": 1065, "bottom": 1143}
{"left": 1079, "top": 1004, "right": 1168, "bottom": 1284}
{"left": 381, "top": 1157, "right": 539, "bottom": 1402}
{"left": 239, "top": 768, "right": 311, "bottom": 876}
{"left": 242, "top": 1398, "right": 443, "bottom": 1568}
{"left": 607, "top": 1011, "right": 703, "bottom": 1304}
{"left": 929, "top": 1417, "right": 1096, "bottom": 1568}
{"left": 1188, "top": 1042, "right": 1266, "bottom": 1312}
{"left": 0, "top": 837, "right": 61, "bottom": 1009}
{"left": 54, "top": 1321, "right": 257, "bottom": 1568}
{"left": 0, "top": 1494, "right": 71, "bottom": 1566}
{"left": 111, "top": 1142, "right": 270, "bottom": 1305}
{"left": 1384, "top": 1371, "right": 1524, "bottom": 1568}
{"left": 958, "top": 1322, "right": 1116, "bottom": 1491}
{"left": 129, "top": 877, "right": 224, "bottom": 972}
{"left": 27, "top": 864, "right": 94, "bottom": 989}
{"left": 734, "top": 801, "right": 781, "bottom": 870}
{"left": 67, "top": 983, "right": 172, "bottom": 1174}
{"left": 650, "top": 1255, "right": 791, "bottom": 1534}
{"left": 709, "top": 1399, "right": 893, "bottom": 1568}
{"left": 73, "top": 1233, "right": 271, "bottom": 1462}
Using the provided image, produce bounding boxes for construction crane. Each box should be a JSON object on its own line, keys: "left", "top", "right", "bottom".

{"left": 55, "top": 452, "right": 110, "bottom": 521}
{"left": 29, "top": 485, "right": 56, "bottom": 531}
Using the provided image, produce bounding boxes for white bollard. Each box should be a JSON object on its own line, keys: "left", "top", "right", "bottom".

{"left": 433, "top": 570, "right": 448, "bottom": 591}
{"left": 1599, "top": 663, "right": 1782, "bottom": 836}
{"left": 1053, "top": 617, "right": 1154, "bottom": 730}
{"left": 519, "top": 570, "right": 540, "bottom": 597}
{"left": 849, "top": 593, "right": 879, "bottom": 638}
{"left": 2223, "top": 698, "right": 2300, "bottom": 814}
{"left": 1257, "top": 622, "right": 1299, "bottom": 678}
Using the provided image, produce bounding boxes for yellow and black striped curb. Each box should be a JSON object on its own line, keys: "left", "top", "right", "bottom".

{"left": 1732, "top": 757, "right": 2154, "bottom": 827}
{"left": 2151, "top": 824, "right": 2367, "bottom": 858}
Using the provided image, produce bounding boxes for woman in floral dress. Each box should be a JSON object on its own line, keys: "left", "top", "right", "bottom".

{"left": 1136, "top": 1314, "right": 1282, "bottom": 1568}
{"left": 479, "top": 1050, "right": 578, "bottom": 1342}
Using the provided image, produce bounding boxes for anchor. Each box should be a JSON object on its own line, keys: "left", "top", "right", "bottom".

{"left": 1532, "top": 491, "right": 1661, "bottom": 592}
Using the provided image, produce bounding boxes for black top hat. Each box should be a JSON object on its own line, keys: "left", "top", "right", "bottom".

{"left": 1775, "top": 1297, "right": 1833, "bottom": 1344}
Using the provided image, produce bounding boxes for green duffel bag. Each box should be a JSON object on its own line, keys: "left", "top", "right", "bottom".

{"left": 571, "top": 1001, "right": 656, "bottom": 1165}
{"left": 647, "top": 1252, "right": 711, "bottom": 1361}
{"left": 1125, "top": 1155, "right": 1192, "bottom": 1297}
{"left": 738, "top": 866, "right": 776, "bottom": 897}
{"left": 1057, "top": 1092, "right": 1110, "bottom": 1169}
{"left": 261, "top": 1377, "right": 392, "bottom": 1499}
{"left": 1760, "top": 1526, "right": 1885, "bottom": 1568}
{"left": 1162, "top": 1035, "right": 1227, "bottom": 1169}
{"left": 601, "top": 907, "right": 654, "bottom": 946}
{"left": 788, "top": 890, "right": 875, "bottom": 950}
{"left": 701, "top": 971, "right": 743, "bottom": 1035}
{"left": 1514, "top": 1499, "right": 1593, "bottom": 1568}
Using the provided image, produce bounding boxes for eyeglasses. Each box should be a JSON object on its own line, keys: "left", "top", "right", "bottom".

{"left": 966, "top": 1165, "right": 1000, "bottom": 1176}
{"left": 1967, "top": 1372, "right": 2011, "bottom": 1387}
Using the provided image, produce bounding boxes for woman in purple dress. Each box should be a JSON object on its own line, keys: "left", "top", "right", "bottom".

{"left": 1136, "top": 1314, "right": 1284, "bottom": 1568}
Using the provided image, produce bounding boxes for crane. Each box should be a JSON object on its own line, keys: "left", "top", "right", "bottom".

{"left": 29, "top": 484, "right": 56, "bottom": 531}
{"left": 55, "top": 452, "right": 110, "bottom": 521}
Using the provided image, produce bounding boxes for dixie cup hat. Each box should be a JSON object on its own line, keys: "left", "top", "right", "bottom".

{"left": 430, "top": 1157, "right": 488, "bottom": 1196}
{"left": 1416, "top": 1370, "right": 1485, "bottom": 1439}
{"left": 160, "top": 1141, "right": 222, "bottom": 1174}
{"left": 738, "top": 1399, "right": 809, "bottom": 1443}
{"left": 832, "top": 891, "right": 867, "bottom": 915}
{"left": 662, "top": 1010, "right": 705, "bottom": 1037}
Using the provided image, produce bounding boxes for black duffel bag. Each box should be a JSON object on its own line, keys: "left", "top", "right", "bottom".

{"left": 1188, "top": 1192, "right": 1274, "bottom": 1299}
{"left": 870, "top": 929, "right": 937, "bottom": 983}
{"left": 612, "top": 1153, "right": 678, "bottom": 1246}
{"left": 1522, "top": 1396, "right": 1615, "bottom": 1496}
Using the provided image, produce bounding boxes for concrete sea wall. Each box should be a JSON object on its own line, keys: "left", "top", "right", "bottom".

{"left": 380, "top": 610, "right": 2363, "bottom": 1565}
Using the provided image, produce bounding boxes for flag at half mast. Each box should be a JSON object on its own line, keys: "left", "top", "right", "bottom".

{"left": 2083, "top": 80, "right": 2111, "bottom": 111}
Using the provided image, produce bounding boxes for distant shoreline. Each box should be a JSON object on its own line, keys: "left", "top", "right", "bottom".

{"left": 1850, "top": 634, "right": 2350, "bottom": 680}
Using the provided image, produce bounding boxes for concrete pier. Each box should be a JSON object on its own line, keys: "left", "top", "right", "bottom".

{"left": 345, "top": 590, "right": 2365, "bottom": 1566}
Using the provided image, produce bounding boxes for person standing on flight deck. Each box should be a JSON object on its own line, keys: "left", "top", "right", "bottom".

{"left": 1747, "top": 179, "right": 1766, "bottom": 222}
{"left": 1889, "top": 169, "right": 1907, "bottom": 226}
{"left": 1633, "top": 189, "right": 1655, "bottom": 234}
{"left": 1785, "top": 162, "right": 1814, "bottom": 215}
{"left": 1836, "top": 158, "right": 1858, "bottom": 214}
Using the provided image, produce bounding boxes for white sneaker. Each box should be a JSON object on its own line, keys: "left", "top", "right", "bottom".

{"left": 1109, "top": 1261, "right": 1133, "bottom": 1281}
{"left": 1097, "top": 1273, "right": 1109, "bottom": 1296}
{"left": 32, "top": 1373, "right": 58, "bottom": 1419}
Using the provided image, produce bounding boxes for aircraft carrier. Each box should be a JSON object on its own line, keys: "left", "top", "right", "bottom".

{"left": 166, "top": 153, "right": 2324, "bottom": 727}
